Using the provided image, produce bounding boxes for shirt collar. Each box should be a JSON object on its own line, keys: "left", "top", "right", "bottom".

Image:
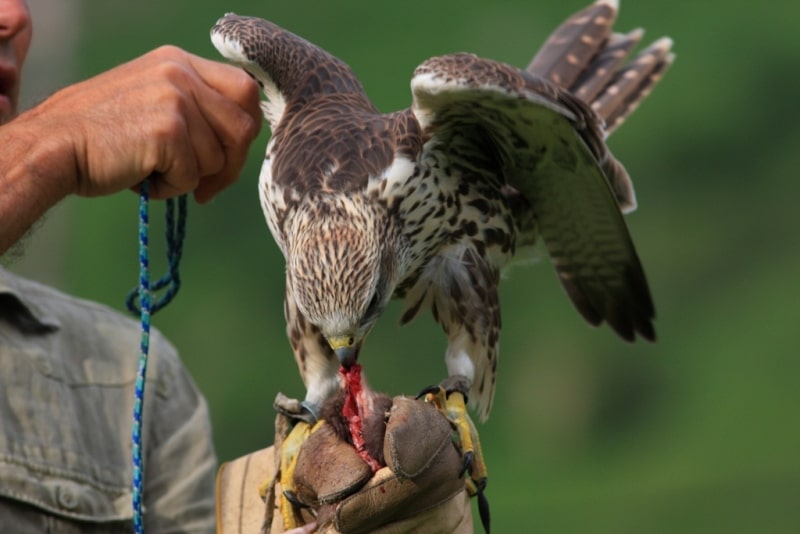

{"left": 0, "top": 267, "right": 61, "bottom": 334}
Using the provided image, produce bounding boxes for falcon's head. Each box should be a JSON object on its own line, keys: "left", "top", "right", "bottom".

{"left": 287, "top": 196, "right": 399, "bottom": 367}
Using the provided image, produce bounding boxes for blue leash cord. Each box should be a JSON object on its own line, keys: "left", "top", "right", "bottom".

{"left": 125, "top": 181, "right": 188, "bottom": 533}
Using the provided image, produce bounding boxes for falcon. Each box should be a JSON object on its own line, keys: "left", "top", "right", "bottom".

{"left": 212, "top": 0, "right": 671, "bottom": 443}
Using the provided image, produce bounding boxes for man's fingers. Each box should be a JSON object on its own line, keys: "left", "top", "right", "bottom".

{"left": 146, "top": 129, "right": 200, "bottom": 201}
{"left": 187, "top": 78, "right": 260, "bottom": 203}
{"left": 184, "top": 53, "right": 262, "bottom": 203}
{"left": 143, "top": 50, "right": 261, "bottom": 202}
{"left": 285, "top": 523, "right": 318, "bottom": 534}
{"left": 184, "top": 51, "right": 263, "bottom": 119}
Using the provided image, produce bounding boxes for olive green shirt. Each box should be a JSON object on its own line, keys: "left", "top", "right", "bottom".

{"left": 0, "top": 268, "right": 216, "bottom": 532}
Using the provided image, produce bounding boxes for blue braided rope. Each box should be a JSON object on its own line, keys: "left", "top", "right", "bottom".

{"left": 131, "top": 181, "right": 151, "bottom": 534}
{"left": 126, "top": 193, "right": 186, "bottom": 314}
{"left": 127, "top": 182, "right": 187, "bottom": 534}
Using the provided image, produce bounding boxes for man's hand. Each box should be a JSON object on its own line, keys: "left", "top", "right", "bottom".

{"left": 24, "top": 45, "right": 261, "bottom": 203}
{"left": 0, "top": 46, "right": 261, "bottom": 253}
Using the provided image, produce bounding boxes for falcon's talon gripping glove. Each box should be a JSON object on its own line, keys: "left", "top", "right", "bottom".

{"left": 277, "top": 396, "right": 474, "bottom": 533}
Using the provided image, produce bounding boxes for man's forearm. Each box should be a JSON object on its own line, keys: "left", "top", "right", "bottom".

{"left": 1, "top": 46, "right": 261, "bottom": 256}
{"left": 0, "top": 115, "right": 75, "bottom": 254}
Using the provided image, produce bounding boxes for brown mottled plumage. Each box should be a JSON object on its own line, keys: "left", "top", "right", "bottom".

{"left": 211, "top": 0, "right": 673, "bottom": 422}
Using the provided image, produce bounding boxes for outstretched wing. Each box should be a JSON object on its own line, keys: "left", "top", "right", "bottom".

{"left": 524, "top": 0, "right": 674, "bottom": 210}
{"left": 527, "top": 0, "right": 675, "bottom": 136}
{"left": 411, "top": 54, "right": 655, "bottom": 341}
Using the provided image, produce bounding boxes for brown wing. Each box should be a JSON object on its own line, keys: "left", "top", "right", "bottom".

{"left": 527, "top": 0, "right": 675, "bottom": 136}
{"left": 411, "top": 53, "right": 655, "bottom": 341}
{"left": 211, "top": 13, "right": 372, "bottom": 130}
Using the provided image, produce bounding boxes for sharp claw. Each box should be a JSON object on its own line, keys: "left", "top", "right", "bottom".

{"left": 415, "top": 384, "right": 443, "bottom": 400}
{"left": 283, "top": 489, "right": 308, "bottom": 509}
{"left": 476, "top": 483, "right": 491, "bottom": 534}
{"left": 460, "top": 450, "right": 474, "bottom": 478}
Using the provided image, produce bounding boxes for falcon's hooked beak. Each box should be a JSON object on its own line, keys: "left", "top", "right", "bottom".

{"left": 328, "top": 335, "right": 359, "bottom": 368}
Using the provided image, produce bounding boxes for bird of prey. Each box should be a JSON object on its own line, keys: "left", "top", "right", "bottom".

{"left": 211, "top": 0, "right": 672, "bottom": 428}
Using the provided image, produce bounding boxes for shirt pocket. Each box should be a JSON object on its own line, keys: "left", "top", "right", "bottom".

{"left": 0, "top": 335, "right": 137, "bottom": 522}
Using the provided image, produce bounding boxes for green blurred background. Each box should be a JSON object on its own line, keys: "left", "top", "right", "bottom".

{"left": 11, "top": 0, "right": 800, "bottom": 531}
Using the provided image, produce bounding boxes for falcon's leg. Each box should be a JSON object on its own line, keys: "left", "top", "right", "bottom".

{"left": 438, "top": 246, "right": 500, "bottom": 534}
{"left": 418, "top": 378, "right": 488, "bottom": 490}
{"left": 418, "top": 377, "right": 491, "bottom": 533}
{"left": 284, "top": 285, "right": 342, "bottom": 415}
{"left": 402, "top": 243, "right": 502, "bottom": 418}
{"left": 271, "top": 288, "right": 341, "bottom": 529}
{"left": 404, "top": 243, "right": 501, "bottom": 533}
{"left": 276, "top": 419, "right": 313, "bottom": 529}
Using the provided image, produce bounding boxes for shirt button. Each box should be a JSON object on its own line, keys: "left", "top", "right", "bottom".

{"left": 157, "top": 367, "right": 173, "bottom": 398}
{"left": 33, "top": 353, "right": 53, "bottom": 376}
{"left": 57, "top": 484, "right": 79, "bottom": 510}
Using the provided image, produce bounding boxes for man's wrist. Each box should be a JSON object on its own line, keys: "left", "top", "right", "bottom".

{"left": 0, "top": 112, "right": 77, "bottom": 253}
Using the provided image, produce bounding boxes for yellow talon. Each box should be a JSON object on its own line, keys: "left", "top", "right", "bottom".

{"left": 257, "top": 477, "right": 271, "bottom": 501}
{"left": 274, "top": 420, "right": 325, "bottom": 529}
{"left": 461, "top": 403, "right": 487, "bottom": 489}
{"left": 424, "top": 386, "right": 491, "bottom": 532}
{"left": 422, "top": 387, "right": 488, "bottom": 492}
